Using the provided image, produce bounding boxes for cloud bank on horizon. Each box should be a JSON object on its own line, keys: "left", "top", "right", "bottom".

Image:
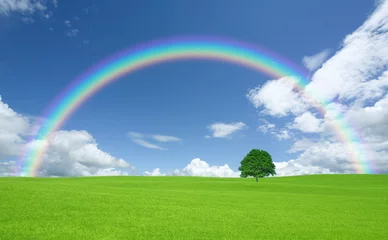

{"left": 0, "top": 0, "right": 387, "bottom": 177}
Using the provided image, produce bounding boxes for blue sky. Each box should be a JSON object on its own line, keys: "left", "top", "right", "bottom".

{"left": 1, "top": 0, "right": 387, "bottom": 177}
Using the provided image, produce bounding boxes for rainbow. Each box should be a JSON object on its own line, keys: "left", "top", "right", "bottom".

{"left": 20, "top": 36, "right": 373, "bottom": 176}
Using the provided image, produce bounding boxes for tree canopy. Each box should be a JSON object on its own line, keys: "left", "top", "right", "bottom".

{"left": 238, "top": 149, "right": 276, "bottom": 182}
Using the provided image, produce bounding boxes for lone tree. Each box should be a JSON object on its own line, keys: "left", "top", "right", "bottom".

{"left": 239, "top": 149, "right": 276, "bottom": 182}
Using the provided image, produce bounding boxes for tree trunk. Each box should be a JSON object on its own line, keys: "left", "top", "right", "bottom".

{"left": 256, "top": 177, "right": 258, "bottom": 182}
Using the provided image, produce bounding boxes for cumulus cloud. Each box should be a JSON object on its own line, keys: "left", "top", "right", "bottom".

{"left": 345, "top": 94, "right": 388, "bottom": 141}
{"left": 128, "top": 131, "right": 180, "bottom": 150}
{"left": 275, "top": 160, "right": 334, "bottom": 176}
{"left": 286, "top": 106, "right": 388, "bottom": 174}
{"left": 0, "top": 96, "right": 30, "bottom": 157}
{"left": 178, "top": 158, "right": 241, "bottom": 177}
{"left": 287, "top": 138, "right": 318, "bottom": 153}
{"left": 247, "top": 77, "right": 309, "bottom": 117}
{"left": 146, "top": 158, "right": 241, "bottom": 178}
{"left": 302, "top": 49, "right": 331, "bottom": 72}
{"left": 28, "top": 130, "right": 134, "bottom": 176}
{"left": 146, "top": 158, "right": 335, "bottom": 178}
{"left": 290, "top": 111, "right": 324, "bottom": 133}
{"left": 288, "top": 139, "right": 378, "bottom": 173}
{"left": 144, "top": 168, "right": 165, "bottom": 176}
{"left": 339, "top": 94, "right": 388, "bottom": 173}
{"left": 3, "top": 1, "right": 388, "bottom": 178}
{"left": 206, "top": 122, "right": 246, "bottom": 138}
{"left": 247, "top": 1, "right": 388, "bottom": 116}
{"left": 245, "top": 0, "right": 388, "bottom": 174}
{"left": 246, "top": 0, "right": 388, "bottom": 174}
{"left": 304, "top": 0, "right": 388, "bottom": 104}
{"left": 0, "top": 96, "right": 134, "bottom": 177}
{"left": 278, "top": 138, "right": 366, "bottom": 175}
{"left": 298, "top": 0, "right": 388, "bottom": 173}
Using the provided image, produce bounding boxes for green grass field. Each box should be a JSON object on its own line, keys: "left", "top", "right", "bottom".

{"left": 1, "top": 175, "right": 387, "bottom": 240}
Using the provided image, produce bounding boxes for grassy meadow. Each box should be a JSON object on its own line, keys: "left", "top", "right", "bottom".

{"left": 1, "top": 175, "right": 387, "bottom": 239}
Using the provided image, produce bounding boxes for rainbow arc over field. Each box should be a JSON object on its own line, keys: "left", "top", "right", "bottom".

{"left": 20, "top": 36, "right": 373, "bottom": 176}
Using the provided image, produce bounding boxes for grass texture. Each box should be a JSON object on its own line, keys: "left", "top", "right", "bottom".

{"left": 1, "top": 175, "right": 387, "bottom": 239}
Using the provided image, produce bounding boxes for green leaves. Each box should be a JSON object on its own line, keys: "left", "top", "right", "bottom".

{"left": 239, "top": 149, "right": 276, "bottom": 181}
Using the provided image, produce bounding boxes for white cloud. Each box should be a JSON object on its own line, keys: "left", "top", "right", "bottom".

{"left": 31, "top": 130, "right": 134, "bottom": 176}
{"left": 284, "top": 94, "right": 388, "bottom": 174}
{"left": 304, "top": 0, "right": 388, "bottom": 104}
{"left": 0, "top": 0, "right": 54, "bottom": 23}
{"left": 340, "top": 95, "right": 388, "bottom": 173}
{"left": 246, "top": 0, "right": 388, "bottom": 174}
{"left": 0, "top": 0, "right": 59, "bottom": 23}
{"left": 290, "top": 139, "right": 376, "bottom": 173}
{"left": 128, "top": 131, "right": 164, "bottom": 150}
{"left": 290, "top": 111, "right": 324, "bottom": 133}
{"left": 149, "top": 158, "right": 241, "bottom": 178}
{"left": 151, "top": 134, "right": 181, "bottom": 142}
{"left": 257, "top": 119, "right": 292, "bottom": 140}
{"left": 274, "top": 129, "right": 292, "bottom": 140}
{"left": 288, "top": 138, "right": 318, "bottom": 153}
{"left": 293, "top": 0, "right": 388, "bottom": 174}
{"left": 247, "top": 1, "right": 388, "bottom": 116}
{"left": 146, "top": 158, "right": 336, "bottom": 178}
{"left": 132, "top": 138, "right": 165, "bottom": 150}
{"left": 257, "top": 119, "right": 275, "bottom": 133}
{"left": 206, "top": 122, "right": 246, "bottom": 138}
{"left": 275, "top": 160, "right": 335, "bottom": 176}
{"left": 144, "top": 168, "right": 166, "bottom": 176}
{"left": 179, "top": 158, "right": 241, "bottom": 177}
{"left": 128, "top": 131, "right": 180, "bottom": 150}
{"left": 302, "top": 49, "right": 331, "bottom": 72}
{"left": 0, "top": 96, "right": 134, "bottom": 177}
{"left": 91, "top": 168, "right": 129, "bottom": 176}
{"left": 0, "top": 96, "right": 29, "bottom": 135}
{"left": 0, "top": 130, "right": 23, "bottom": 157}
{"left": 0, "top": 96, "right": 30, "bottom": 157}
{"left": 0, "top": 0, "right": 47, "bottom": 15}
{"left": 2, "top": 1, "right": 388, "bottom": 178}
{"left": 247, "top": 77, "right": 309, "bottom": 117}
{"left": 345, "top": 94, "right": 388, "bottom": 140}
